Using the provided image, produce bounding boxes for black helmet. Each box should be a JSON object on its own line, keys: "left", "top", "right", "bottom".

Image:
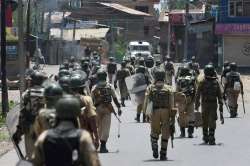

{"left": 166, "top": 55, "right": 171, "bottom": 60}
{"left": 224, "top": 60, "right": 230, "bottom": 67}
{"left": 230, "top": 62, "right": 237, "bottom": 71}
{"left": 70, "top": 74, "right": 86, "bottom": 88}
{"left": 31, "top": 71, "right": 47, "bottom": 86}
{"left": 145, "top": 56, "right": 154, "bottom": 68}
{"left": 204, "top": 64, "right": 215, "bottom": 77}
{"left": 121, "top": 61, "right": 127, "bottom": 68}
{"left": 56, "top": 95, "right": 81, "bottom": 120}
{"left": 59, "top": 69, "right": 70, "bottom": 78}
{"left": 138, "top": 57, "right": 145, "bottom": 66}
{"left": 44, "top": 82, "right": 63, "bottom": 99}
{"left": 59, "top": 75, "right": 71, "bottom": 89}
{"left": 97, "top": 69, "right": 107, "bottom": 81}
{"left": 179, "top": 65, "right": 191, "bottom": 77}
{"left": 81, "top": 61, "right": 89, "bottom": 70}
{"left": 154, "top": 69, "right": 165, "bottom": 81}
{"left": 109, "top": 57, "right": 115, "bottom": 62}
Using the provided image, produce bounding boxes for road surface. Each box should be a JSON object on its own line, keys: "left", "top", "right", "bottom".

{"left": 0, "top": 98, "right": 249, "bottom": 166}
{"left": 1, "top": 65, "right": 250, "bottom": 166}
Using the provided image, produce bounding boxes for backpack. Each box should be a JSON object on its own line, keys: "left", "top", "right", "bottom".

{"left": 43, "top": 129, "right": 82, "bottom": 166}
{"left": 228, "top": 72, "right": 241, "bottom": 91}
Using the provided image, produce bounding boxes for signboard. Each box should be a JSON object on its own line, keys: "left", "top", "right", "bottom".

{"left": 215, "top": 24, "right": 250, "bottom": 34}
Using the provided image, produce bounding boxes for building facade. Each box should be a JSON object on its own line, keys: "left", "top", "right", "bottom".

{"left": 216, "top": 0, "right": 250, "bottom": 69}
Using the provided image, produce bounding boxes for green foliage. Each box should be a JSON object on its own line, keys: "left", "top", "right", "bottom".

{"left": 114, "top": 38, "right": 127, "bottom": 62}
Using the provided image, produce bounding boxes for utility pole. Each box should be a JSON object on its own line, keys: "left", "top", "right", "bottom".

{"left": 184, "top": 0, "right": 190, "bottom": 60}
{"left": 18, "top": 0, "right": 26, "bottom": 97}
{"left": 167, "top": 0, "right": 172, "bottom": 57}
{"left": 1, "top": 0, "right": 9, "bottom": 116}
{"left": 26, "top": 0, "right": 31, "bottom": 68}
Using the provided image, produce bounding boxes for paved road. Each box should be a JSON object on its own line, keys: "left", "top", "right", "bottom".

{"left": 1, "top": 64, "right": 250, "bottom": 166}
{"left": 0, "top": 98, "right": 249, "bottom": 166}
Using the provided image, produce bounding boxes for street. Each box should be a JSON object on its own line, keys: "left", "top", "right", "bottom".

{"left": 0, "top": 94, "right": 249, "bottom": 166}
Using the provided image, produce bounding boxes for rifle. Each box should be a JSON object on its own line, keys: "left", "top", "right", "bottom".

{"left": 112, "top": 111, "right": 122, "bottom": 123}
{"left": 170, "top": 125, "right": 175, "bottom": 148}
{"left": 241, "top": 93, "right": 246, "bottom": 114}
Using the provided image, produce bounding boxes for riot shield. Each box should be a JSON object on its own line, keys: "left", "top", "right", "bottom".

{"left": 125, "top": 73, "right": 147, "bottom": 94}
{"left": 16, "top": 160, "right": 33, "bottom": 166}
{"left": 6, "top": 104, "right": 25, "bottom": 159}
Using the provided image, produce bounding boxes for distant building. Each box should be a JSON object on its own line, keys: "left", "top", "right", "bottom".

{"left": 216, "top": 0, "right": 250, "bottom": 69}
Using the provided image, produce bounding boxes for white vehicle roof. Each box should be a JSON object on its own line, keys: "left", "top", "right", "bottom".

{"left": 129, "top": 41, "right": 150, "bottom": 46}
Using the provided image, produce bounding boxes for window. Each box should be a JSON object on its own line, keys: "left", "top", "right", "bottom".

{"left": 229, "top": 0, "right": 250, "bottom": 17}
{"left": 144, "top": 26, "right": 149, "bottom": 36}
{"left": 135, "top": 6, "right": 149, "bottom": 13}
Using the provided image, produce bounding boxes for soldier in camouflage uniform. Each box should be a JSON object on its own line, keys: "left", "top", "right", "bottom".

{"left": 176, "top": 66, "right": 196, "bottom": 138}
{"left": 70, "top": 74, "right": 100, "bottom": 149}
{"left": 162, "top": 56, "right": 175, "bottom": 86}
{"left": 188, "top": 56, "right": 200, "bottom": 78}
{"left": 151, "top": 60, "right": 162, "bottom": 79}
{"left": 58, "top": 75, "right": 71, "bottom": 94}
{"left": 114, "top": 61, "right": 131, "bottom": 107}
{"left": 91, "top": 70, "right": 122, "bottom": 153}
{"left": 195, "top": 64, "right": 224, "bottom": 145}
{"left": 143, "top": 69, "right": 176, "bottom": 160}
{"left": 106, "top": 57, "right": 117, "bottom": 84}
{"left": 221, "top": 61, "right": 231, "bottom": 87}
{"left": 32, "top": 95, "right": 101, "bottom": 166}
{"left": 135, "top": 58, "right": 151, "bottom": 123}
{"left": 224, "top": 62, "right": 244, "bottom": 118}
{"left": 13, "top": 71, "right": 47, "bottom": 160}
{"left": 34, "top": 82, "right": 63, "bottom": 137}
{"left": 125, "top": 58, "right": 135, "bottom": 75}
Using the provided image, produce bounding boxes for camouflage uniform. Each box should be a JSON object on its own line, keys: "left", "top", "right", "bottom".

{"left": 114, "top": 63, "right": 131, "bottom": 106}
{"left": 163, "top": 60, "right": 175, "bottom": 86}
{"left": 176, "top": 74, "right": 196, "bottom": 138}
{"left": 143, "top": 70, "right": 175, "bottom": 160}
{"left": 224, "top": 63, "right": 243, "bottom": 118}
{"left": 32, "top": 96, "right": 101, "bottom": 166}
{"left": 91, "top": 70, "right": 121, "bottom": 153}
{"left": 195, "top": 65, "right": 224, "bottom": 145}
{"left": 14, "top": 85, "right": 45, "bottom": 160}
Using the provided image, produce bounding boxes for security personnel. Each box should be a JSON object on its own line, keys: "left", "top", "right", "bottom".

{"left": 70, "top": 74, "right": 100, "bottom": 149}
{"left": 163, "top": 55, "right": 175, "bottom": 85}
{"left": 106, "top": 57, "right": 117, "bottom": 84}
{"left": 135, "top": 58, "right": 151, "bottom": 123}
{"left": 58, "top": 75, "right": 71, "bottom": 94}
{"left": 32, "top": 95, "right": 101, "bottom": 166}
{"left": 114, "top": 61, "right": 131, "bottom": 107}
{"left": 143, "top": 69, "right": 175, "bottom": 160}
{"left": 13, "top": 71, "right": 47, "bottom": 160}
{"left": 151, "top": 60, "right": 162, "bottom": 79}
{"left": 224, "top": 62, "right": 243, "bottom": 118}
{"left": 34, "top": 82, "right": 63, "bottom": 137}
{"left": 145, "top": 56, "right": 155, "bottom": 69}
{"left": 189, "top": 56, "right": 200, "bottom": 77}
{"left": 195, "top": 64, "right": 224, "bottom": 145}
{"left": 91, "top": 70, "right": 122, "bottom": 153}
{"left": 176, "top": 66, "right": 196, "bottom": 138}
{"left": 125, "top": 58, "right": 135, "bottom": 75}
{"left": 221, "top": 61, "right": 230, "bottom": 86}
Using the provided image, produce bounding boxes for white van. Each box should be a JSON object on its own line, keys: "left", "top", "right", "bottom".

{"left": 126, "top": 41, "right": 152, "bottom": 59}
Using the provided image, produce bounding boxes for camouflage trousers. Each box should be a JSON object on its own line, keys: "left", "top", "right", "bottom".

{"left": 25, "top": 129, "right": 37, "bottom": 160}
{"left": 150, "top": 109, "right": 170, "bottom": 153}
{"left": 227, "top": 88, "right": 240, "bottom": 114}
{"left": 96, "top": 105, "right": 112, "bottom": 141}
{"left": 201, "top": 103, "right": 218, "bottom": 129}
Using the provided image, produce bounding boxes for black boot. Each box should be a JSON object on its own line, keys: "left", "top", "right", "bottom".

{"left": 203, "top": 128, "right": 209, "bottom": 144}
{"left": 151, "top": 135, "right": 159, "bottom": 159}
{"left": 100, "top": 140, "right": 109, "bottom": 153}
{"left": 135, "top": 113, "right": 140, "bottom": 123}
{"left": 180, "top": 127, "right": 185, "bottom": 138}
{"left": 121, "top": 98, "right": 125, "bottom": 107}
{"left": 188, "top": 126, "right": 194, "bottom": 138}
{"left": 208, "top": 128, "right": 216, "bottom": 145}
{"left": 160, "top": 149, "right": 167, "bottom": 161}
{"left": 143, "top": 114, "right": 146, "bottom": 123}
